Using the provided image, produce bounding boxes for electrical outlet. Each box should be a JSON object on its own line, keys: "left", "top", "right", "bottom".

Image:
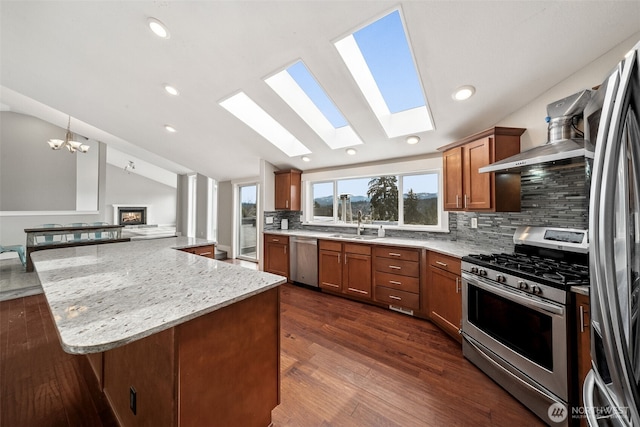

{"left": 130, "top": 386, "right": 137, "bottom": 415}
{"left": 471, "top": 218, "right": 478, "bottom": 229}
{"left": 265, "top": 216, "right": 274, "bottom": 224}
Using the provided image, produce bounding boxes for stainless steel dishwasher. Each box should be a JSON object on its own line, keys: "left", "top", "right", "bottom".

{"left": 289, "top": 236, "right": 318, "bottom": 287}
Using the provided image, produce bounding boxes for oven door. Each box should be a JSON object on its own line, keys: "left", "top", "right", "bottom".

{"left": 461, "top": 272, "right": 568, "bottom": 402}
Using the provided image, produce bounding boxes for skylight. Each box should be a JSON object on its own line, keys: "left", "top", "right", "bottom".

{"left": 219, "top": 92, "right": 311, "bottom": 157}
{"left": 266, "top": 61, "right": 363, "bottom": 150}
{"left": 335, "top": 9, "right": 434, "bottom": 138}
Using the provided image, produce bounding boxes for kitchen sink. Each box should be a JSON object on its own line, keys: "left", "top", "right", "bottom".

{"left": 329, "top": 234, "right": 378, "bottom": 240}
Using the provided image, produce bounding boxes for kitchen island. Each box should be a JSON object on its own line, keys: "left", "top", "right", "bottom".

{"left": 31, "top": 237, "right": 286, "bottom": 427}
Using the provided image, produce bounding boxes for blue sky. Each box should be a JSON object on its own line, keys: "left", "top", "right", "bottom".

{"left": 353, "top": 10, "right": 425, "bottom": 113}
{"left": 287, "top": 61, "right": 348, "bottom": 128}
{"left": 240, "top": 184, "right": 257, "bottom": 204}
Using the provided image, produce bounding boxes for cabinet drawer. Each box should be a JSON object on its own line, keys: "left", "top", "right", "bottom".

{"left": 265, "top": 234, "right": 289, "bottom": 245}
{"left": 429, "top": 252, "right": 461, "bottom": 275}
{"left": 319, "top": 240, "right": 341, "bottom": 252}
{"left": 375, "top": 286, "right": 419, "bottom": 310}
{"left": 374, "top": 271, "right": 419, "bottom": 293}
{"left": 374, "top": 258, "right": 419, "bottom": 277}
{"left": 344, "top": 243, "right": 371, "bottom": 256}
{"left": 374, "top": 246, "right": 419, "bottom": 262}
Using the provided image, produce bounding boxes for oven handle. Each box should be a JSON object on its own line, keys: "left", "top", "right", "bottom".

{"left": 462, "top": 273, "right": 564, "bottom": 316}
{"left": 464, "top": 334, "right": 563, "bottom": 405}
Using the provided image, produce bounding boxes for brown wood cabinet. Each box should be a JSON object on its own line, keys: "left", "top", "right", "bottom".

{"left": 575, "top": 292, "right": 590, "bottom": 426}
{"left": 96, "top": 288, "right": 280, "bottom": 427}
{"left": 319, "top": 241, "right": 343, "bottom": 291}
{"left": 426, "top": 251, "right": 462, "bottom": 342}
{"left": 275, "top": 169, "right": 302, "bottom": 211}
{"left": 318, "top": 240, "right": 372, "bottom": 300}
{"left": 179, "top": 244, "right": 215, "bottom": 258}
{"left": 373, "top": 246, "right": 421, "bottom": 311}
{"left": 264, "top": 234, "right": 289, "bottom": 280}
{"left": 439, "top": 127, "right": 525, "bottom": 212}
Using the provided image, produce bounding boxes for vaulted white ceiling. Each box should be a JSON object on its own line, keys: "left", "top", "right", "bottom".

{"left": 1, "top": 1, "right": 639, "bottom": 182}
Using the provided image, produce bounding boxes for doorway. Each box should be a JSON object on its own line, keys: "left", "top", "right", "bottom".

{"left": 237, "top": 184, "right": 258, "bottom": 261}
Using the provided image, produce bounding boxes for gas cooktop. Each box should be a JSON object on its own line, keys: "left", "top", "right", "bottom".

{"left": 462, "top": 252, "right": 589, "bottom": 289}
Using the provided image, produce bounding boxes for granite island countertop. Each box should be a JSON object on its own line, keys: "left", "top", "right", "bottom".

{"left": 31, "top": 237, "right": 286, "bottom": 355}
{"left": 264, "top": 228, "right": 491, "bottom": 258}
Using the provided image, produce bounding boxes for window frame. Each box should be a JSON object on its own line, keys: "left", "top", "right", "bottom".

{"left": 303, "top": 163, "right": 448, "bottom": 232}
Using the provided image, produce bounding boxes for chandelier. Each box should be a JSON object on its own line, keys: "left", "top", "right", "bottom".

{"left": 46, "top": 116, "right": 89, "bottom": 153}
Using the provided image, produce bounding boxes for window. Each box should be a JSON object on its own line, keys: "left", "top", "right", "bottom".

{"left": 334, "top": 9, "right": 434, "bottom": 138}
{"left": 312, "top": 181, "right": 334, "bottom": 221}
{"left": 219, "top": 92, "right": 311, "bottom": 157}
{"left": 402, "top": 174, "right": 438, "bottom": 226}
{"left": 265, "top": 61, "right": 363, "bottom": 149}
{"left": 308, "top": 171, "right": 440, "bottom": 228}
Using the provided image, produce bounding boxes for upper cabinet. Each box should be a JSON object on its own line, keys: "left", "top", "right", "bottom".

{"left": 274, "top": 169, "right": 302, "bottom": 211}
{"left": 439, "top": 127, "right": 525, "bottom": 212}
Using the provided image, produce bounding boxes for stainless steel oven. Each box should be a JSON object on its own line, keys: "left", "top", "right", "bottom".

{"left": 461, "top": 226, "right": 590, "bottom": 426}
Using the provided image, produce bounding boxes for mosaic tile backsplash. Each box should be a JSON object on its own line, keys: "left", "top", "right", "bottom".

{"left": 264, "top": 162, "right": 591, "bottom": 254}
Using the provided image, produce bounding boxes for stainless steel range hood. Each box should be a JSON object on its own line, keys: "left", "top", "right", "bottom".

{"left": 479, "top": 90, "right": 594, "bottom": 173}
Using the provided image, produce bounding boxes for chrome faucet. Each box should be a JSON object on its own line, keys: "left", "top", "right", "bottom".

{"left": 356, "top": 210, "right": 363, "bottom": 235}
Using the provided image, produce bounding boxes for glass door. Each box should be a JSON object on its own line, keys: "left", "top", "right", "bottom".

{"left": 237, "top": 184, "right": 258, "bottom": 261}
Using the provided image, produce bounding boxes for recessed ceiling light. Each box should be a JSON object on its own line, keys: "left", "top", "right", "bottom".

{"left": 164, "top": 85, "right": 179, "bottom": 96}
{"left": 346, "top": 148, "right": 357, "bottom": 155}
{"left": 452, "top": 85, "right": 475, "bottom": 101}
{"left": 406, "top": 135, "right": 420, "bottom": 145}
{"left": 164, "top": 125, "right": 176, "bottom": 133}
{"left": 301, "top": 156, "right": 311, "bottom": 162}
{"left": 147, "top": 18, "right": 170, "bottom": 39}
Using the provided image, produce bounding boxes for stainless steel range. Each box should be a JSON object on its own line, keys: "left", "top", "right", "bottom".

{"left": 461, "top": 226, "right": 589, "bottom": 426}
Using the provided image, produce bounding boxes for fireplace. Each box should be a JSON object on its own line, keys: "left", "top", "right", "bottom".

{"left": 118, "top": 207, "right": 147, "bottom": 226}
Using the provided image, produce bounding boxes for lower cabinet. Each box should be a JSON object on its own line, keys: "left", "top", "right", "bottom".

{"left": 426, "top": 252, "right": 462, "bottom": 342}
{"left": 373, "top": 246, "right": 421, "bottom": 311}
{"left": 91, "top": 288, "right": 280, "bottom": 427}
{"left": 318, "top": 240, "right": 371, "bottom": 300}
{"left": 264, "top": 234, "right": 289, "bottom": 280}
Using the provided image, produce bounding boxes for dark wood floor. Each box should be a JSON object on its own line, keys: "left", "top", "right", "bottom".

{"left": 0, "top": 282, "right": 543, "bottom": 426}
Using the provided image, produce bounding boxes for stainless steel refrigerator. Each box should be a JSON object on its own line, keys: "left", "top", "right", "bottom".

{"left": 584, "top": 40, "right": 640, "bottom": 426}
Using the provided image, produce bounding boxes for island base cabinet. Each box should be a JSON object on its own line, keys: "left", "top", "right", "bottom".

{"left": 103, "top": 329, "right": 176, "bottom": 426}
{"left": 101, "top": 288, "right": 280, "bottom": 427}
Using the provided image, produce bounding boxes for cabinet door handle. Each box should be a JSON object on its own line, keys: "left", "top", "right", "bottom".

{"left": 345, "top": 254, "right": 348, "bottom": 264}
{"left": 389, "top": 265, "right": 401, "bottom": 270}
{"left": 284, "top": 246, "right": 287, "bottom": 255}
{"left": 436, "top": 261, "right": 448, "bottom": 267}
{"left": 348, "top": 288, "right": 368, "bottom": 295}
{"left": 323, "top": 282, "right": 339, "bottom": 288}
{"left": 464, "top": 194, "right": 469, "bottom": 208}
{"left": 199, "top": 252, "right": 212, "bottom": 256}
{"left": 455, "top": 277, "right": 460, "bottom": 293}
{"left": 338, "top": 253, "right": 341, "bottom": 264}
{"left": 272, "top": 238, "right": 279, "bottom": 242}
{"left": 389, "top": 280, "right": 402, "bottom": 285}
{"left": 580, "top": 305, "right": 590, "bottom": 333}
{"left": 388, "top": 252, "right": 402, "bottom": 257}
{"left": 456, "top": 195, "right": 460, "bottom": 208}
{"left": 286, "top": 200, "right": 289, "bottom": 208}
{"left": 389, "top": 295, "right": 402, "bottom": 301}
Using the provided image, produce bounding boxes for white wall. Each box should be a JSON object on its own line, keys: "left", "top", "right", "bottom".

{"left": 498, "top": 32, "right": 640, "bottom": 150}
{"left": 105, "top": 163, "right": 176, "bottom": 226}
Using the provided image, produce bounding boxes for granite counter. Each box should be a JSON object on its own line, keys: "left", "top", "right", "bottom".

{"left": 31, "top": 236, "right": 286, "bottom": 354}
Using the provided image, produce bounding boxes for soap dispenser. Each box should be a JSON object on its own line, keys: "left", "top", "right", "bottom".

{"left": 378, "top": 225, "right": 385, "bottom": 237}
